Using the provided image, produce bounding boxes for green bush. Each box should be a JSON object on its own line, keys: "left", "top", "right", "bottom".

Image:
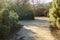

{"left": 10, "top": 2, "right": 34, "bottom": 20}
{"left": 49, "top": 0, "right": 60, "bottom": 29}
{"left": 13, "top": 5, "right": 34, "bottom": 20}
{"left": 0, "top": 9, "right": 19, "bottom": 38}
{"left": 19, "top": 10, "right": 34, "bottom": 20}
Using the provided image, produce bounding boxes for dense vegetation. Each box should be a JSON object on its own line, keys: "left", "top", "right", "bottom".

{"left": 0, "top": 0, "right": 50, "bottom": 38}
{"left": 10, "top": 0, "right": 34, "bottom": 20}
{"left": 49, "top": 0, "right": 60, "bottom": 29}
{"left": 34, "top": 7, "right": 49, "bottom": 16}
{"left": 0, "top": 0, "right": 20, "bottom": 38}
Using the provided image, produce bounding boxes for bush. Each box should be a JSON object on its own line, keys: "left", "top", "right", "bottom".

{"left": 0, "top": 9, "right": 19, "bottom": 38}
{"left": 13, "top": 6, "right": 34, "bottom": 20}
{"left": 49, "top": 0, "right": 60, "bottom": 29}
{"left": 10, "top": 2, "right": 34, "bottom": 20}
{"left": 19, "top": 10, "right": 34, "bottom": 20}
{"left": 34, "top": 8, "right": 48, "bottom": 17}
{"left": 0, "top": 0, "right": 22, "bottom": 39}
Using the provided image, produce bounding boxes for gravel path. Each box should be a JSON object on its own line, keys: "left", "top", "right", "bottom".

{"left": 5, "top": 17, "right": 56, "bottom": 40}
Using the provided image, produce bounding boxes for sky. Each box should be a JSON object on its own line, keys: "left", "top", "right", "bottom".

{"left": 30, "top": 0, "right": 53, "bottom": 4}
{"left": 43, "top": 0, "right": 53, "bottom": 3}
{"left": 7, "top": 0, "right": 53, "bottom": 5}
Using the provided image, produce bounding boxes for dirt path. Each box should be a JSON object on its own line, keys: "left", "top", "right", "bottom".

{"left": 17, "top": 17, "right": 56, "bottom": 40}
{"left": 5, "top": 17, "right": 56, "bottom": 40}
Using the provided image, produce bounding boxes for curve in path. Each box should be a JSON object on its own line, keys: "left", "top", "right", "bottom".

{"left": 17, "top": 17, "right": 56, "bottom": 40}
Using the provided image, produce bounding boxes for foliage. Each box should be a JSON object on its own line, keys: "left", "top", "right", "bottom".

{"left": 49, "top": 0, "right": 60, "bottom": 29}
{"left": 11, "top": 0, "right": 34, "bottom": 20}
{"left": 33, "top": 7, "right": 49, "bottom": 17}
{"left": 0, "top": 0, "right": 20, "bottom": 38}
{"left": 0, "top": 9, "right": 19, "bottom": 38}
{"left": 19, "top": 10, "right": 34, "bottom": 20}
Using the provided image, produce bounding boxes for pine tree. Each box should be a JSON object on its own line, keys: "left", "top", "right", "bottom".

{"left": 49, "top": 0, "right": 60, "bottom": 29}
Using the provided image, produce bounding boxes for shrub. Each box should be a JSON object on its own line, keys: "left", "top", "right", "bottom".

{"left": 19, "top": 10, "right": 34, "bottom": 20}
{"left": 10, "top": 2, "right": 34, "bottom": 20}
{"left": 34, "top": 8, "right": 48, "bottom": 17}
{"left": 0, "top": 9, "right": 19, "bottom": 38}
{"left": 49, "top": 0, "right": 60, "bottom": 29}
{"left": 13, "top": 5, "right": 34, "bottom": 20}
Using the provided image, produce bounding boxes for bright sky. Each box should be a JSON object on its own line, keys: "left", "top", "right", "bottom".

{"left": 30, "top": 0, "right": 53, "bottom": 4}
{"left": 44, "top": 0, "right": 53, "bottom": 3}
{"left": 8, "top": 0, "right": 53, "bottom": 5}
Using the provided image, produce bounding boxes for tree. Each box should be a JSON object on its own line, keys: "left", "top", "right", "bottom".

{"left": 49, "top": 0, "right": 60, "bottom": 29}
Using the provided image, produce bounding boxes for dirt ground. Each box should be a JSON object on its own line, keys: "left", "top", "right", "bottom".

{"left": 5, "top": 17, "right": 60, "bottom": 40}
